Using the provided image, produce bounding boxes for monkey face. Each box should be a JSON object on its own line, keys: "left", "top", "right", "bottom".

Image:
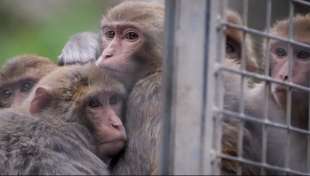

{"left": 0, "top": 78, "right": 37, "bottom": 108}
{"left": 83, "top": 91, "right": 127, "bottom": 158}
{"left": 28, "top": 64, "right": 127, "bottom": 158}
{"left": 270, "top": 41, "right": 310, "bottom": 105}
{"left": 96, "top": 24, "right": 146, "bottom": 86}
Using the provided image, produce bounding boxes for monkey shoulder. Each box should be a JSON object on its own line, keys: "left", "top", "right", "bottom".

{"left": 128, "top": 72, "right": 161, "bottom": 109}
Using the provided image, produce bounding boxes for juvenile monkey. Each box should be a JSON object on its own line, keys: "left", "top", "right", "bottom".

{"left": 0, "top": 64, "right": 127, "bottom": 174}
{"left": 0, "top": 55, "right": 57, "bottom": 108}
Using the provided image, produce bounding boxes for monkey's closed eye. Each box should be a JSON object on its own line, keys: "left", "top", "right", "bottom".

{"left": 1, "top": 89, "right": 12, "bottom": 98}
{"left": 296, "top": 50, "right": 310, "bottom": 60}
{"left": 20, "top": 81, "right": 35, "bottom": 92}
{"left": 104, "top": 31, "right": 115, "bottom": 39}
{"left": 88, "top": 97, "right": 101, "bottom": 108}
{"left": 226, "top": 41, "right": 236, "bottom": 56}
{"left": 109, "top": 95, "right": 120, "bottom": 105}
{"left": 125, "top": 31, "right": 139, "bottom": 42}
{"left": 274, "top": 47, "right": 287, "bottom": 58}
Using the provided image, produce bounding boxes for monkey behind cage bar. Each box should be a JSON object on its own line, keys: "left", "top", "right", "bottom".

{"left": 161, "top": 0, "right": 310, "bottom": 175}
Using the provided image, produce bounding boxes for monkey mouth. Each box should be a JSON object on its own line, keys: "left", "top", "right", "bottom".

{"left": 100, "top": 139, "right": 126, "bottom": 145}
{"left": 271, "top": 84, "right": 287, "bottom": 107}
{"left": 99, "top": 136, "right": 127, "bottom": 145}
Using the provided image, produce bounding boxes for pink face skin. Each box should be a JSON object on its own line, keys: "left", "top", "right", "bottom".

{"left": 95, "top": 22, "right": 145, "bottom": 85}
{"left": 270, "top": 41, "right": 310, "bottom": 106}
{"left": 85, "top": 91, "right": 127, "bottom": 158}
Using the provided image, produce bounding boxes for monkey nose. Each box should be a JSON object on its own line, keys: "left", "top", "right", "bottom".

{"left": 280, "top": 74, "right": 288, "bottom": 81}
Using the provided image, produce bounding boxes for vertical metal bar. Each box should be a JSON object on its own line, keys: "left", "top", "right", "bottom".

{"left": 211, "top": 0, "right": 226, "bottom": 174}
{"left": 308, "top": 94, "right": 310, "bottom": 173}
{"left": 161, "top": 0, "right": 209, "bottom": 174}
{"left": 160, "top": 0, "right": 176, "bottom": 174}
{"left": 285, "top": 0, "right": 294, "bottom": 170}
{"left": 236, "top": 0, "right": 248, "bottom": 174}
{"left": 202, "top": 0, "right": 221, "bottom": 174}
{"left": 261, "top": 0, "right": 272, "bottom": 174}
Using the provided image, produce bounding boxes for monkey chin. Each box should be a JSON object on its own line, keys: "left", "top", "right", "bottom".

{"left": 97, "top": 138, "right": 127, "bottom": 158}
{"left": 271, "top": 83, "right": 287, "bottom": 107}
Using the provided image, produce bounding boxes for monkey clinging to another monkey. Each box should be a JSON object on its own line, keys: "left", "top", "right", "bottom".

{"left": 0, "top": 64, "right": 127, "bottom": 174}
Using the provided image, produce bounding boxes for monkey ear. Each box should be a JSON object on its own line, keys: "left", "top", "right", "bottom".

{"left": 29, "top": 87, "right": 52, "bottom": 114}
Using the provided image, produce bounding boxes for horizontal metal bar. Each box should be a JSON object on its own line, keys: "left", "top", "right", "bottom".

{"left": 217, "top": 153, "right": 308, "bottom": 175}
{"left": 221, "top": 22, "right": 310, "bottom": 50}
{"left": 216, "top": 66, "right": 310, "bottom": 93}
{"left": 215, "top": 109, "right": 310, "bottom": 136}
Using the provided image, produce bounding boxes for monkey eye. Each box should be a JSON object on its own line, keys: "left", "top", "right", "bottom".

{"left": 109, "top": 94, "right": 120, "bottom": 105}
{"left": 104, "top": 31, "right": 115, "bottom": 39}
{"left": 296, "top": 50, "right": 310, "bottom": 60}
{"left": 20, "top": 81, "right": 35, "bottom": 92}
{"left": 88, "top": 97, "right": 101, "bottom": 108}
{"left": 274, "top": 47, "right": 287, "bottom": 58}
{"left": 1, "top": 89, "right": 12, "bottom": 98}
{"left": 125, "top": 31, "right": 139, "bottom": 42}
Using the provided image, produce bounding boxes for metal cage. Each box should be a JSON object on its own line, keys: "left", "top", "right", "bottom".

{"left": 161, "top": 0, "right": 310, "bottom": 174}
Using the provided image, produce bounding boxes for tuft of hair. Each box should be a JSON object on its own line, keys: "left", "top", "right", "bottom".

{"left": 58, "top": 32, "right": 101, "bottom": 66}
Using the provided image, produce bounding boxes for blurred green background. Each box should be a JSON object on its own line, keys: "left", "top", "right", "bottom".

{"left": 0, "top": 0, "right": 119, "bottom": 65}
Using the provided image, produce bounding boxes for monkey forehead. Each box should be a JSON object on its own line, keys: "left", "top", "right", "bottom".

{"left": 271, "top": 14, "right": 310, "bottom": 42}
{"left": 36, "top": 64, "right": 126, "bottom": 95}
{"left": 102, "top": 1, "right": 164, "bottom": 30}
{"left": 0, "top": 55, "right": 56, "bottom": 81}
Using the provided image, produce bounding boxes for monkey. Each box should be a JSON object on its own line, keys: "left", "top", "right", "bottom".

{"left": 234, "top": 14, "right": 310, "bottom": 174}
{"left": 86, "top": 1, "right": 164, "bottom": 174}
{"left": 58, "top": 32, "right": 101, "bottom": 65}
{"left": 56, "top": 1, "right": 268, "bottom": 174}
{"left": 219, "top": 10, "right": 263, "bottom": 175}
{"left": 0, "top": 64, "right": 128, "bottom": 174}
{"left": 0, "top": 55, "right": 57, "bottom": 108}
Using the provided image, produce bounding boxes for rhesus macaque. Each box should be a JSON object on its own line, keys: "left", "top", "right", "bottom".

{"left": 93, "top": 1, "right": 164, "bottom": 174}
{"left": 0, "top": 64, "right": 127, "bottom": 174}
{"left": 243, "top": 14, "right": 310, "bottom": 173}
{"left": 220, "top": 10, "right": 261, "bottom": 175}
{"left": 0, "top": 55, "right": 57, "bottom": 108}
{"left": 58, "top": 32, "right": 101, "bottom": 65}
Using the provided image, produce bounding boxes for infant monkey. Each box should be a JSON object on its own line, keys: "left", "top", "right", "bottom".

{"left": 0, "top": 64, "right": 127, "bottom": 175}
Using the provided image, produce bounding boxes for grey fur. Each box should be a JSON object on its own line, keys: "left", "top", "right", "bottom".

{"left": 0, "top": 109, "right": 109, "bottom": 175}
{"left": 58, "top": 32, "right": 101, "bottom": 65}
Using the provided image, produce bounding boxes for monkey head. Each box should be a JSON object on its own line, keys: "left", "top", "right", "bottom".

{"left": 23, "top": 64, "right": 127, "bottom": 158}
{"left": 224, "top": 10, "right": 257, "bottom": 72}
{"left": 95, "top": 1, "right": 164, "bottom": 87}
{"left": 269, "top": 14, "right": 310, "bottom": 106}
{"left": 0, "top": 55, "right": 57, "bottom": 108}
